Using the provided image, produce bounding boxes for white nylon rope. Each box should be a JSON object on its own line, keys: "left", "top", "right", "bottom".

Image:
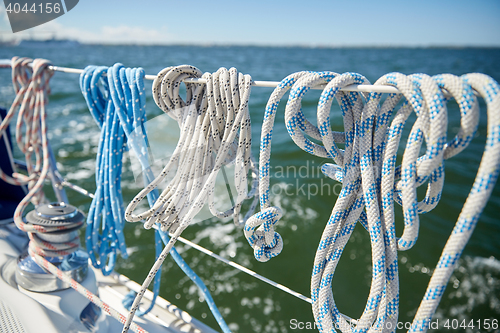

{"left": 408, "top": 73, "right": 500, "bottom": 332}
{"left": 244, "top": 70, "right": 348, "bottom": 262}
{"left": 57, "top": 177, "right": 315, "bottom": 305}
{"left": 2, "top": 58, "right": 497, "bottom": 332}
{"left": 252, "top": 70, "right": 499, "bottom": 333}
{"left": 121, "top": 65, "right": 259, "bottom": 332}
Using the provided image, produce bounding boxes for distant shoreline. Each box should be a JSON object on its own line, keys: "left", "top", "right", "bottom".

{"left": 6, "top": 41, "right": 500, "bottom": 49}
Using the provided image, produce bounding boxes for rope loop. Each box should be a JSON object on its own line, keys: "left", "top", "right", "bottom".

{"left": 253, "top": 69, "right": 498, "bottom": 333}
{"left": 8, "top": 58, "right": 59, "bottom": 232}
{"left": 284, "top": 71, "right": 345, "bottom": 160}
{"left": 1, "top": 58, "right": 83, "bottom": 259}
{"left": 407, "top": 73, "right": 500, "bottom": 332}
{"left": 245, "top": 71, "right": 348, "bottom": 262}
{"left": 244, "top": 206, "right": 283, "bottom": 262}
{"left": 125, "top": 65, "right": 258, "bottom": 229}
{"left": 122, "top": 65, "right": 257, "bottom": 333}
{"left": 80, "top": 64, "right": 129, "bottom": 274}
{"left": 80, "top": 65, "right": 108, "bottom": 127}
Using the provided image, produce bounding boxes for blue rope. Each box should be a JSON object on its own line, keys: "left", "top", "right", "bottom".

{"left": 106, "top": 63, "right": 162, "bottom": 317}
{"left": 81, "top": 64, "right": 231, "bottom": 331}
{"left": 80, "top": 65, "right": 127, "bottom": 275}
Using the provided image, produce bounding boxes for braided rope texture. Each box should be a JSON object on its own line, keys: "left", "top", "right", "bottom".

{"left": 252, "top": 71, "right": 499, "bottom": 333}
{"left": 80, "top": 65, "right": 129, "bottom": 275}
{"left": 80, "top": 64, "right": 231, "bottom": 328}
{"left": 1, "top": 58, "right": 148, "bottom": 333}
{"left": 32, "top": 252, "right": 148, "bottom": 333}
{"left": 121, "top": 65, "right": 259, "bottom": 333}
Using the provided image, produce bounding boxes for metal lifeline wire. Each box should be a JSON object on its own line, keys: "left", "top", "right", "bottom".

{"left": 0, "top": 58, "right": 315, "bottom": 322}
{"left": 1, "top": 58, "right": 499, "bottom": 333}
{"left": 249, "top": 70, "right": 499, "bottom": 333}
{"left": 56, "top": 182, "right": 314, "bottom": 305}
{"left": 0, "top": 59, "right": 403, "bottom": 94}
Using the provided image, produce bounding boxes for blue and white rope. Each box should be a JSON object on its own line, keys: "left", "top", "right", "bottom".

{"left": 244, "top": 71, "right": 347, "bottom": 262}
{"left": 408, "top": 73, "right": 500, "bottom": 332}
{"left": 253, "top": 70, "right": 499, "bottom": 333}
{"left": 106, "top": 63, "right": 162, "bottom": 317}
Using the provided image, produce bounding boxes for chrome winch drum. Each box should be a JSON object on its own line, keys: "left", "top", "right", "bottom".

{"left": 15, "top": 202, "right": 89, "bottom": 292}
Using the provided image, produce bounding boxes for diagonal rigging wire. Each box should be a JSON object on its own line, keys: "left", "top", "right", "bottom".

{"left": 60, "top": 177, "right": 314, "bottom": 304}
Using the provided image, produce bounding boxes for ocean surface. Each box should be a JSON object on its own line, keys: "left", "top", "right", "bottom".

{"left": 0, "top": 45, "right": 499, "bottom": 332}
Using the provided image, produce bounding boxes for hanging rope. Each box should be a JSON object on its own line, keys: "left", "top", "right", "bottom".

{"left": 122, "top": 65, "right": 258, "bottom": 333}
{"left": 244, "top": 70, "right": 350, "bottom": 262}
{"left": 408, "top": 73, "right": 500, "bottom": 332}
{"left": 0, "top": 57, "right": 83, "bottom": 257}
{"left": 3, "top": 56, "right": 497, "bottom": 333}
{"left": 79, "top": 65, "right": 128, "bottom": 275}
{"left": 253, "top": 70, "right": 499, "bottom": 332}
{"left": 0, "top": 57, "right": 36, "bottom": 187}
{"left": 80, "top": 64, "right": 231, "bottom": 327}
{"left": 0, "top": 58, "right": 148, "bottom": 333}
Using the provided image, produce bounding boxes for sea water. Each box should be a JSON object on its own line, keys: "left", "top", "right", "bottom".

{"left": 0, "top": 45, "right": 499, "bottom": 332}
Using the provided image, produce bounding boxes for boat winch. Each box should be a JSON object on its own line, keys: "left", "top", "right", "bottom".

{"left": 15, "top": 202, "right": 89, "bottom": 292}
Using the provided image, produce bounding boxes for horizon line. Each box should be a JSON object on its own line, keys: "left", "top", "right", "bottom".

{"left": 6, "top": 39, "right": 500, "bottom": 49}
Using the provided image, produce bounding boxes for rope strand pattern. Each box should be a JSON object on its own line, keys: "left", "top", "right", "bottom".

{"left": 122, "top": 65, "right": 258, "bottom": 333}
{"left": 1, "top": 58, "right": 148, "bottom": 333}
{"left": 80, "top": 65, "right": 128, "bottom": 274}
{"left": 3, "top": 58, "right": 498, "bottom": 333}
{"left": 253, "top": 70, "right": 499, "bottom": 333}
{"left": 81, "top": 63, "right": 231, "bottom": 327}
{"left": 31, "top": 252, "right": 148, "bottom": 333}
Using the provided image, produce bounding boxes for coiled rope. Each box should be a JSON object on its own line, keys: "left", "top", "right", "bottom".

{"left": 0, "top": 57, "right": 148, "bottom": 333}
{"left": 122, "top": 65, "right": 259, "bottom": 333}
{"left": 252, "top": 70, "right": 499, "bottom": 332}
{"left": 81, "top": 63, "right": 230, "bottom": 327}
{"left": 0, "top": 57, "right": 82, "bottom": 257}
{"left": 80, "top": 65, "right": 128, "bottom": 275}
{"left": 408, "top": 73, "right": 499, "bottom": 332}
{"left": 106, "top": 63, "right": 163, "bottom": 317}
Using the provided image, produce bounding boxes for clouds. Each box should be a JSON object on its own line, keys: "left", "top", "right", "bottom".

{"left": 97, "top": 25, "right": 172, "bottom": 44}
{"left": 1, "top": 7, "right": 173, "bottom": 44}
{"left": 1, "top": 0, "right": 500, "bottom": 46}
{"left": 28, "top": 21, "right": 172, "bottom": 44}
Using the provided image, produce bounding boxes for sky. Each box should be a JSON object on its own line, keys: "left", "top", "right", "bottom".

{"left": 0, "top": 0, "right": 499, "bottom": 47}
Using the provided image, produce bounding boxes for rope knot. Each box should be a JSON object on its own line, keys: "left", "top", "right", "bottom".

{"left": 244, "top": 206, "right": 283, "bottom": 262}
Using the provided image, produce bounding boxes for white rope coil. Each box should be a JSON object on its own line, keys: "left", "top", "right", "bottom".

{"left": 2, "top": 57, "right": 496, "bottom": 333}
{"left": 125, "top": 65, "right": 258, "bottom": 229}
{"left": 122, "top": 65, "right": 259, "bottom": 332}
